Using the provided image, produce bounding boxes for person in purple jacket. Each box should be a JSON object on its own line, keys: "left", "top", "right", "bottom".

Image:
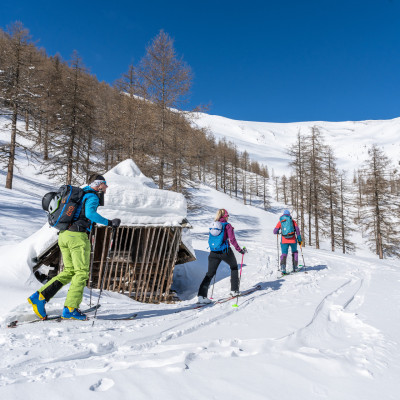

{"left": 197, "top": 208, "right": 247, "bottom": 304}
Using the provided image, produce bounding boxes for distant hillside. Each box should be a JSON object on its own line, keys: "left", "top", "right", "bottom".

{"left": 191, "top": 113, "right": 400, "bottom": 175}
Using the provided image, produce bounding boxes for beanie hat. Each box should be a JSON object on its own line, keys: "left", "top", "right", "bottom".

{"left": 88, "top": 173, "right": 107, "bottom": 188}
{"left": 283, "top": 209, "right": 291, "bottom": 215}
{"left": 89, "top": 174, "right": 105, "bottom": 183}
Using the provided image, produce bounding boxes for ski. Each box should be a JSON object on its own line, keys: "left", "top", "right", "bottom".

{"left": 7, "top": 304, "right": 101, "bottom": 328}
{"left": 192, "top": 285, "right": 262, "bottom": 310}
{"left": 293, "top": 265, "right": 308, "bottom": 274}
{"left": 216, "top": 284, "right": 262, "bottom": 304}
{"left": 280, "top": 265, "right": 307, "bottom": 277}
{"left": 95, "top": 313, "right": 138, "bottom": 321}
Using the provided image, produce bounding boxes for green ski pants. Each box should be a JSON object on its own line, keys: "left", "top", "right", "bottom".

{"left": 39, "top": 230, "right": 90, "bottom": 309}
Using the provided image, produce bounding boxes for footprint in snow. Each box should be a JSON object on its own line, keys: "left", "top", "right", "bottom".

{"left": 89, "top": 378, "right": 114, "bottom": 392}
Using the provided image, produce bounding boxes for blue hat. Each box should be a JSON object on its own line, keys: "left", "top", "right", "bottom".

{"left": 283, "top": 209, "right": 290, "bottom": 215}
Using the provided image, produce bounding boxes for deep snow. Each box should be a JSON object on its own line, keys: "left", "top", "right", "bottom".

{"left": 1, "top": 113, "right": 400, "bottom": 399}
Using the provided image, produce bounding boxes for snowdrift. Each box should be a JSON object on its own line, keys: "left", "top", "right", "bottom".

{"left": 101, "top": 159, "right": 187, "bottom": 226}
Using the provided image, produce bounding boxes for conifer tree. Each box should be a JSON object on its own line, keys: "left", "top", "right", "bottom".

{"left": 138, "top": 30, "right": 192, "bottom": 189}
{"left": 0, "top": 22, "right": 37, "bottom": 188}
{"left": 326, "top": 147, "right": 338, "bottom": 251}
{"left": 361, "top": 145, "right": 400, "bottom": 258}
{"left": 288, "top": 131, "right": 307, "bottom": 241}
{"left": 41, "top": 51, "right": 95, "bottom": 184}
{"left": 336, "top": 172, "right": 356, "bottom": 254}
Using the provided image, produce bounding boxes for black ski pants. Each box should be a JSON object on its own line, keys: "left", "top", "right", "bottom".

{"left": 198, "top": 247, "right": 239, "bottom": 298}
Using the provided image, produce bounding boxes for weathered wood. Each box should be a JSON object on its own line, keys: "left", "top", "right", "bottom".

{"left": 164, "top": 228, "right": 182, "bottom": 301}
{"left": 149, "top": 228, "right": 168, "bottom": 302}
{"left": 141, "top": 227, "right": 159, "bottom": 301}
{"left": 128, "top": 227, "right": 143, "bottom": 297}
{"left": 119, "top": 227, "right": 135, "bottom": 293}
{"left": 142, "top": 228, "right": 163, "bottom": 302}
{"left": 156, "top": 228, "right": 178, "bottom": 302}
{"left": 135, "top": 228, "right": 154, "bottom": 301}
{"left": 112, "top": 226, "right": 128, "bottom": 291}
{"left": 139, "top": 227, "right": 161, "bottom": 302}
{"left": 32, "top": 224, "right": 194, "bottom": 303}
{"left": 106, "top": 227, "right": 120, "bottom": 289}
{"left": 152, "top": 227, "right": 171, "bottom": 302}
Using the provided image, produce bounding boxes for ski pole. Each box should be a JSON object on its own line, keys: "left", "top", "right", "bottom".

{"left": 277, "top": 232, "right": 281, "bottom": 277}
{"left": 233, "top": 247, "right": 246, "bottom": 308}
{"left": 299, "top": 242, "right": 307, "bottom": 273}
{"left": 88, "top": 225, "right": 97, "bottom": 307}
{"left": 92, "top": 227, "right": 116, "bottom": 326}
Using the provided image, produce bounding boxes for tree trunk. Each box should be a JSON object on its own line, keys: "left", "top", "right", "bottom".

{"left": 5, "top": 104, "right": 18, "bottom": 189}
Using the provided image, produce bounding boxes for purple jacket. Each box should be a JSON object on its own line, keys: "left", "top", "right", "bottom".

{"left": 219, "top": 218, "right": 242, "bottom": 252}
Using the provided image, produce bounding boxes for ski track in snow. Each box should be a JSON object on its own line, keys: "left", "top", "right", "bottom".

{"left": 277, "top": 268, "right": 390, "bottom": 379}
{"left": 0, "top": 252, "right": 395, "bottom": 389}
{"left": 0, "top": 290, "right": 261, "bottom": 385}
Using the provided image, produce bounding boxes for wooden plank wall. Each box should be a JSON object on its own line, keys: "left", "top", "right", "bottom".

{"left": 89, "top": 226, "right": 182, "bottom": 303}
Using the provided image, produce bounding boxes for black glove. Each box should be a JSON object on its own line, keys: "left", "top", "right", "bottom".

{"left": 108, "top": 218, "right": 121, "bottom": 228}
{"left": 239, "top": 247, "right": 248, "bottom": 254}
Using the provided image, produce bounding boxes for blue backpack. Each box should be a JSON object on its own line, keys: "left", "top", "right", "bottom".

{"left": 208, "top": 221, "right": 229, "bottom": 252}
{"left": 279, "top": 215, "right": 295, "bottom": 238}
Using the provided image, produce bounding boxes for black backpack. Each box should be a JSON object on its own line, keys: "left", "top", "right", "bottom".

{"left": 42, "top": 185, "right": 85, "bottom": 230}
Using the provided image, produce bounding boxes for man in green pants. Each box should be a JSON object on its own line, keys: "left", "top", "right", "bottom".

{"left": 28, "top": 174, "right": 121, "bottom": 321}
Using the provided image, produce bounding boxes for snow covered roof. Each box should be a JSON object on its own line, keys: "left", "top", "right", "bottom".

{"left": 100, "top": 159, "right": 187, "bottom": 226}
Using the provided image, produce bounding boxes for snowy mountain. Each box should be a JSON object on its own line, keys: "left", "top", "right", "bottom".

{"left": 1, "top": 113, "right": 400, "bottom": 399}
{"left": 191, "top": 112, "right": 400, "bottom": 175}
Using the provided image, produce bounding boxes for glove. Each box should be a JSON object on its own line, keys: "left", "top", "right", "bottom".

{"left": 239, "top": 247, "right": 248, "bottom": 254}
{"left": 108, "top": 218, "right": 121, "bottom": 228}
{"left": 297, "top": 235, "right": 302, "bottom": 245}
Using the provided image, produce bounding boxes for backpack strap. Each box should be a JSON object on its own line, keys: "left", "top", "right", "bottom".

{"left": 69, "top": 189, "right": 100, "bottom": 232}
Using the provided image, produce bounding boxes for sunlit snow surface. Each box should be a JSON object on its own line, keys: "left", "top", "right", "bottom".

{"left": 191, "top": 112, "right": 400, "bottom": 175}
{"left": 1, "top": 113, "right": 400, "bottom": 399}
{"left": 102, "top": 159, "right": 187, "bottom": 226}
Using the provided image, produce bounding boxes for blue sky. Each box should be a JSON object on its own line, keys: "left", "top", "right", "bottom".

{"left": 2, "top": 0, "right": 400, "bottom": 122}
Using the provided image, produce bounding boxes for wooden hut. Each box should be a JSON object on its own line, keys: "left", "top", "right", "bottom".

{"left": 32, "top": 222, "right": 195, "bottom": 303}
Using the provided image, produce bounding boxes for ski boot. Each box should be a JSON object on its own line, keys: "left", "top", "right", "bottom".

{"left": 27, "top": 291, "right": 47, "bottom": 319}
{"left": 197, "top": 296, "right": 212, "bottom": 304}
{"left": 61, "top": 307, "right": 88, "bottom": 321}
{"left": 281, "top": 269, "right": 289, "bottom": 276}
{"left": 292, "top": 252, "right": 299, "bottom": 272}
{"left": 229, "top": 290, "right": 240, "bottom": 297}
{"left": 281, "top": 254, "right": 288, "bottom": 275}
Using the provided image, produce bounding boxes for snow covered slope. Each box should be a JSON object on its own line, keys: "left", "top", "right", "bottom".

{"left": 191, "top": 113, "right": 400, "bottom": 174}
{"left": 1, "top": 112, "right": 400, "bottom": 399}
{"left": 1, "top": 177, "right": 400, "bottom": 399}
